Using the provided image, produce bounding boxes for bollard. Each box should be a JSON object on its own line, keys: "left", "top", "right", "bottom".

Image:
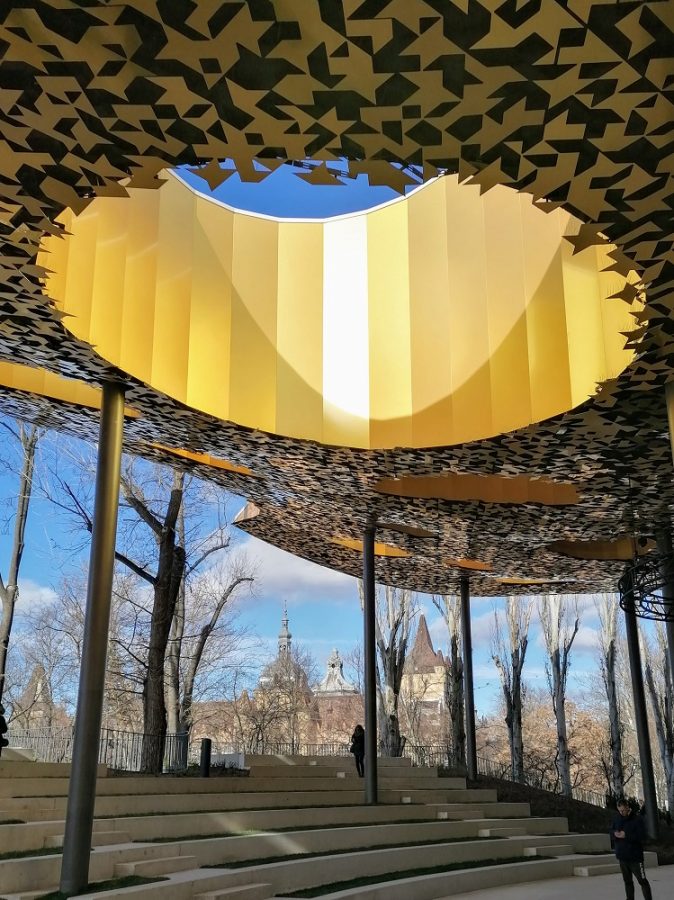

{"left": 200, "top": 738, "right": 212, "bottom": 777}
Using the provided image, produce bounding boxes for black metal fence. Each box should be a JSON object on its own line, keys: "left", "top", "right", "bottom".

{"left": 8, "top": 726, "right": 189, "bottom": 774}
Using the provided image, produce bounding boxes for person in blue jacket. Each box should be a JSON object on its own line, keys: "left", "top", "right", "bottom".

{"left": 611, "top": 798, "right": 653, "bottom": 900}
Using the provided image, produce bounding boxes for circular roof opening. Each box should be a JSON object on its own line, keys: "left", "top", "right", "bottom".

{"left": 178, "top": 158, "right": 425, "bottom": 220}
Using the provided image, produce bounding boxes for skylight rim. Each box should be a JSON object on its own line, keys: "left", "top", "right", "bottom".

{"left": 170, "top": 166, "right": 436, "bottom": 224}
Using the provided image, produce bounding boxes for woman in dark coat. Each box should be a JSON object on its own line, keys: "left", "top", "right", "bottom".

{"left": 350, "top": 724, "right": 365, "bottom": 777}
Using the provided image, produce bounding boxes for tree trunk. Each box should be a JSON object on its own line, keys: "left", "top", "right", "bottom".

{"left": 645, "top": 657, "right": 674, "bottom": 814}
{"left": 447, "top": 633, "right": 465, "bottom": 770}
{"left": 166, "top": 577, "right": 185, "bottom": 736}
{"left": 141, "top": 500, "right": 186, "bottom": 773}
{"left": 605, "top": 640, "right": 625, "bottom": 799}
{"left": 0, "top": 424, "right": 39, "bottom": 706}
{"left": 551, "top": 649, "right": 572, "bottom": 796}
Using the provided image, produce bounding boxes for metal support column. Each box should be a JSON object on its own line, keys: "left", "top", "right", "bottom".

{"left": 656, "top": 528, "right": 674, "bottom": 690}
{"left": 623, "top": 568, "right": 659, "bottom": 839}
{"left": 460, "top": 576, "right": 477, "bottom": 781}
{"left": 660, "top": 378, "right": 674, "bottom": 681}
{"left": 363, "top": 521, "right": 378, "bottom": 804}
{"left": 60, "top": 382, "right": 125, "bottom": 896}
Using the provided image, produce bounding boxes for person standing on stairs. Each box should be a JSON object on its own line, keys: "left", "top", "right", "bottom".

{"left": 350, "top": 724, "right": 365, "bottom": 777}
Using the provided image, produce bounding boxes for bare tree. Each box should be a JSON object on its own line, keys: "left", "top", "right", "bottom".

{"left": 644, "top": 622, "right": 674, "bottom": 813}
{"left": 433, "top": 594, "right": 465, "bottom": 769}
{"left": 48, "top": 448, "right": 253, "bottom": 772}
{"left": 538, "top": 594, "right": 580, "bottom": 797}
{"left": 491, "top": 596, "right": 533, "bottom": 781}
{"left": 166, "top": 553, "right": 254, "bottom": 738}
{"left": 343, "top": 642, "right": 363, "bottom": 695}
{"left": 359, "top": 582, "right": 416, "bottom": 756}
{"left": 0, "top": 420, "right": 40, "bottom": 705}
{"left": 595, "top": 593, "right": 625, "bottom": 800}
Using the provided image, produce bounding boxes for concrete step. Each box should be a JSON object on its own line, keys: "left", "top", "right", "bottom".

{"left": 436, "top": 808, "right": 484, "bottom": 820}
{"left": 0, "top": 761, "right": 108, "bottom": 779}
{"left": 194, "top": 884, "right": 273, "bottom": 900}
{"left": 114, "top": 855, "right": 198, "bottom": 877}
{"left": 43, "top": 830, "right": 131, "bottom": 849}
{"left": 574, "top": 850, "right": 658, "bottom": 876}
{"left": 478, "top": 827, "right": 527, "bottom": 837}
{"left": 3, "top": 890, "right": 54, "bottom": 900}
{"left": 524, "top": 843, "right": 574, "bottom": 857}
{"left": 574, "top": 861, "right": 621, "bottom": 876}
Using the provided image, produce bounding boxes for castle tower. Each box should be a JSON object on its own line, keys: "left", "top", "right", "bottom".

{"left": 278, "top": 602, "right": 292, "bottom": 658}
{"left": 315, "top": 649, "right": 358, "bottom": 696}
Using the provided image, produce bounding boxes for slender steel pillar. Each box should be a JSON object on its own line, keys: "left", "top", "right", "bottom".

{"left": 363, "top": 521, "right": 378, "bottom": 804}
{"left": 60, "top": 382, "right": 125, "bottom": 895}
{"left": 460, "top": 576, "right": 477, "bottom": 781}
{"left": 655, "top": 528, "right": 674, "bottom": 689}
{"left": 623, "top": 568, "right": 659, "bottom": 839}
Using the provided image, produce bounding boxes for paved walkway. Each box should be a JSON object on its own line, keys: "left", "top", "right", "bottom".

{"left": 445, "top": 865, "right": 674, "bottom": 899}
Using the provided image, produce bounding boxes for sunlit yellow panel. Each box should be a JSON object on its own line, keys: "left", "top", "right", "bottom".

{"left": 367, "top": 199, "right": 412, "bottom": 448}
{"left": 151, "top": 178, "right": 194, "bottom": 404}
{"left": 330, "top": 536, "right": 410, "bottom": 558}
{"left": 40, "top": 172, "right": 641, "bottom": 451}
{"left": 375, "top": 472, "right": 579, "bottom": 505}
{"left": 88, "top": 194, "right": 128, "bottom": 366}
{"left": 120, "top": 189, "right": 160, "bottom": 386}
{"left": 149, "top": 443, "right": 254, "bottom": 477}
{"left": 230, "top": 214, "right": 278, "bottom": 434}
{"left": 0, "top": 360, "right": 139, "bottom": 416}
{"left": 444, "top": 178, "right": 492, "bottom": 439}
{"left": 523, "top": 201, "right": 571, "bottom": 423}
{"left": 276, "top": 221, "right": 323, "bottom": 440}
{"left": 188, "top": 195, "right": 234, "bottom": 421}
{"left": 561, "top": 226, "right": 605, "bottom": 406}
{"left": 483, "top": 189, "right": 531, "bottom": 434}
{"left": 408, "top": 182, "right": 453, "bottom": 447}
{"left": 50, "top": 205, "right": 97, "bottom": 340}
{"left": 323, "top": 216, "right": 370, "bottom": 447}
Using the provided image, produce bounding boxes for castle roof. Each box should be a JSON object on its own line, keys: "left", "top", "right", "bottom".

{"left": 406, "top": 616, "right": 445, "bottom": 674}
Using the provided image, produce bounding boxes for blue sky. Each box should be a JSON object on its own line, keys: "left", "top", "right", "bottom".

{"left": 178, "top": 158, "right": 422, "bottom": 218}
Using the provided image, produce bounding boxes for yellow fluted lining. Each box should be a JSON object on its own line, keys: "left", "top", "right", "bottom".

{"left": 38, "top": 172, "right": 641, "bottom": 450}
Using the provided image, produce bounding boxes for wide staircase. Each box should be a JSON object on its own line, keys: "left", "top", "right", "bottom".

{"left": 0, "top": 756, "right": 658, "bottom": 900}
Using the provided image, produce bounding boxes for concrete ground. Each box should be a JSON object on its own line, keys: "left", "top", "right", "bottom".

{"left": 445, "top": 865, "right": 674, "bottom": 899}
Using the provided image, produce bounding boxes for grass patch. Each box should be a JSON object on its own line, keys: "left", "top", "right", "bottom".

{"left": 34, "top": 875, "right": 167, "bottom": 899}
{"left": 0, "top": 847, "right": 61, "bottom": 861}
{"left": 274, "top": 856, "right": 551, "bottom": 897}
{"left": 0, "top": 819, "right": 25, "bottom": 825}
{"left": 209, "top": 835, "right": 505, "bottom": 869}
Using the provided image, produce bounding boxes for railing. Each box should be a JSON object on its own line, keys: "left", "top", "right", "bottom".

{"left": 7, "top": 726, "right": 75, "bottom": 764}
{"left": 475, "top": 754, "right": 608, "bottom": 808}
{"left": 404, "top": 743, "right": 450, "bottom": 768}
{"left": 8, "top": 726, "right": 189, "bottom": 774}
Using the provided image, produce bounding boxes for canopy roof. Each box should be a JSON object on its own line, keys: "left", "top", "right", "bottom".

{"left": 0, "top": 1, "right": 673, "bottom": 595}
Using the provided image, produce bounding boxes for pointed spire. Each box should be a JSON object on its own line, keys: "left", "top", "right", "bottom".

{"left": 278, "top": 602, "right": 292, "bottom": 657}
{"left": 407, "top": 614, "right": 444, "bottom": 672}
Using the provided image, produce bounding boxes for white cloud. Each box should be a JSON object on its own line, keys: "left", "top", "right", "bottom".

{"left": 16, "top": 579, "right": 58, "bottom": 612}
{"left": 572, "top": 623, "right": 601, "bottom": 655}
{"left": 246, "top": 537, "right": 358, "bottom": 605}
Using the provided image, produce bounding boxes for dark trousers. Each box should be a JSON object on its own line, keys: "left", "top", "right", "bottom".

{"left": 619, "top": 860, "right": 652, "bottom": 900}
{"left": 354, "top": 752, "right": 364, "bottom": 777}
